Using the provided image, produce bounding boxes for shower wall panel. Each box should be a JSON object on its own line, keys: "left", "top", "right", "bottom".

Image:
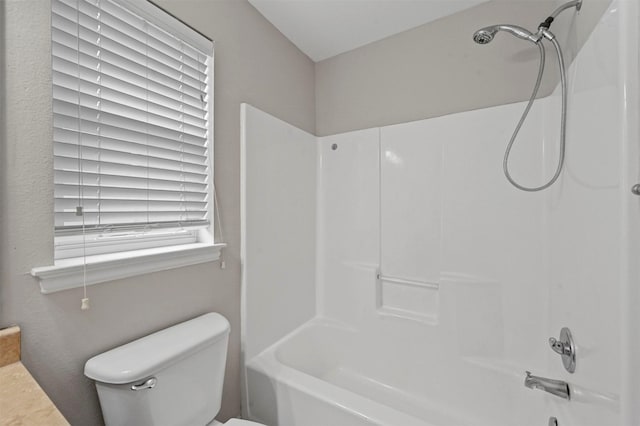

{"left": 379, "top": 122, "right": 442, "bottom": 323}
{"left": 241, "top": 104, "right": 317, "bottom": 361}
{"left": 380, "top": 121, "right": 442, "bottom": 284}
{"left": 317, "top": 129, "right": 380, "bottom": 326}
{"left": 544, "top": 4, "right": 625, "bottom": 423}
{"left": 319, "top": 100, "right": 547, "bottom": 364}
{"left": 439, "top": 102, "right": 548, "bottom": 367}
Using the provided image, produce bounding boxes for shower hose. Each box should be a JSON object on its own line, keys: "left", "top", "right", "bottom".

{"left": 503, "top": 35, "right": 567, "bottom": 192}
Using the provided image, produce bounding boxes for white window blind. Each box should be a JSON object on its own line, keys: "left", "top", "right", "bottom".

{"left": 52, "top": 0, "right": 214, "bottom": 258}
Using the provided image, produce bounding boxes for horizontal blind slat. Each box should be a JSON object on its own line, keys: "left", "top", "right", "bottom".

{"left": 54, "top": 139, "right": 208, "bottom": 173}
{"left": 56, "top": 212, "right": 208, "bottom": 227}
{"left": 54, "top": 170, "right": 208, "bottom": 192}
{"left": 55, "top": 220, "right": 210, "bottom": 235}
{"left": 54, "top": 156, "right": 208, "bottom": 183}
{"left": 55, "top": 183, "right": 208, "bottom": 201}
{"left": 56, "top": 198, "right": 207, "bottom": 212}
{"left": 54, "top": 128, "right": 208, "bottom": 164}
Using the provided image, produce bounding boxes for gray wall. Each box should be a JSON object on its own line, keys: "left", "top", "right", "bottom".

{"left": 0, "top": 1, "right": 314, "bottom": 425}
{"left": 315, "top": 0, "right": 611, "bottom": 136}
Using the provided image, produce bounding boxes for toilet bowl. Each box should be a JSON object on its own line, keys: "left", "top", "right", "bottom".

{"left": 84, "top": 313, "right": 264, "bottom": 426}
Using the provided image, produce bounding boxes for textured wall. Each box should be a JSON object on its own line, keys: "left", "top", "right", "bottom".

{"left": 315, "top": 0, "right": 611, "bottom": 136}
{"left": 0, "top": 0, "right": 314, "bottom": 424}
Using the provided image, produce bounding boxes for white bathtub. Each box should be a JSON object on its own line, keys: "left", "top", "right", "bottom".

{"left": 245, "top": 318, "right": 550, "bottom": 426}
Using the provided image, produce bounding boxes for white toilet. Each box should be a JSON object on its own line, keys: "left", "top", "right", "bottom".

{"left": 84, "top": 313, "right": 263, "bottom": 426}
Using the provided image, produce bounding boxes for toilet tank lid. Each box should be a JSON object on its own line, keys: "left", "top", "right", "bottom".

{"left": 84, "top": 313, "right": 230, "bottom": 384}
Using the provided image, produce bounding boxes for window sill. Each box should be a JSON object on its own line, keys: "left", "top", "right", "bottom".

{"left": 31, "top": 243, "right": 226, "bottom": 294}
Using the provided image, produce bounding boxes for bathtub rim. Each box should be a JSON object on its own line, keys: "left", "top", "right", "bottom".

{"left": 244, "top": 317, "right": 466, "bottom": 426}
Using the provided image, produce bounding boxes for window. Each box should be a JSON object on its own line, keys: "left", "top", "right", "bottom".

{"left": 33, "top": 0, "right": 221, "bottom": 293}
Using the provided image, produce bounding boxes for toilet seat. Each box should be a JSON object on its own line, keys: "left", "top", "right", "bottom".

{"left": 224, "top": 419, "right": 265, "bottom": 426}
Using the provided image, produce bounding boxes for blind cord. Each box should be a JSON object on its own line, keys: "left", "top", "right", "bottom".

{"left": 213, "top": 183, "right": 225, "bottom": 269}
{"left": 77, "top": 0, "right": 89, "bottom": 311}
{"left": 80, "top": 209, "right": 89, "bottom": 310}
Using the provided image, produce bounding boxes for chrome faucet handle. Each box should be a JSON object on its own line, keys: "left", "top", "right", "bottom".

{"left": 549, "top": 327, "right": 576, "bottom": 373}
{"left": 549, "top": 337, "right": 570, "bottom": 355}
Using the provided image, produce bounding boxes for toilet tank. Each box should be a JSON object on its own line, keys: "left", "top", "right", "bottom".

{"left": 85, "top": 313, "right": 230, "bottom": 426}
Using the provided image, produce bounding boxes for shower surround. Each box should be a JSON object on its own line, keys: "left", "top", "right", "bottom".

{"left": 241, "top": 2, "right": 640, "bottom": 425}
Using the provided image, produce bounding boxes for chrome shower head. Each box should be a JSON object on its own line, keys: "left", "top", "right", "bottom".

{"left": 473, "top": 25, "right": 539, "bottom": 44}
{"left": 473, "top": 28, "right": 496, "bottom": 44}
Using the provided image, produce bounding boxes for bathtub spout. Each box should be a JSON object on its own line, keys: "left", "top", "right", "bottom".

{"left": 524, "top": 371, "right": 570, "bottom": 400}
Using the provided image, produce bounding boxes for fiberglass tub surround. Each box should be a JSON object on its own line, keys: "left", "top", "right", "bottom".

{"left": 241, "top": 1, "right": 639, "bottom": 425}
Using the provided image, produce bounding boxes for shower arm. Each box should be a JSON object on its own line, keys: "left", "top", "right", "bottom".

{"left": 537, "top": 0, "right": 582, "bottom": 35}
{"left": 550, "top": 0, "right": 582, "bottom": 20}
